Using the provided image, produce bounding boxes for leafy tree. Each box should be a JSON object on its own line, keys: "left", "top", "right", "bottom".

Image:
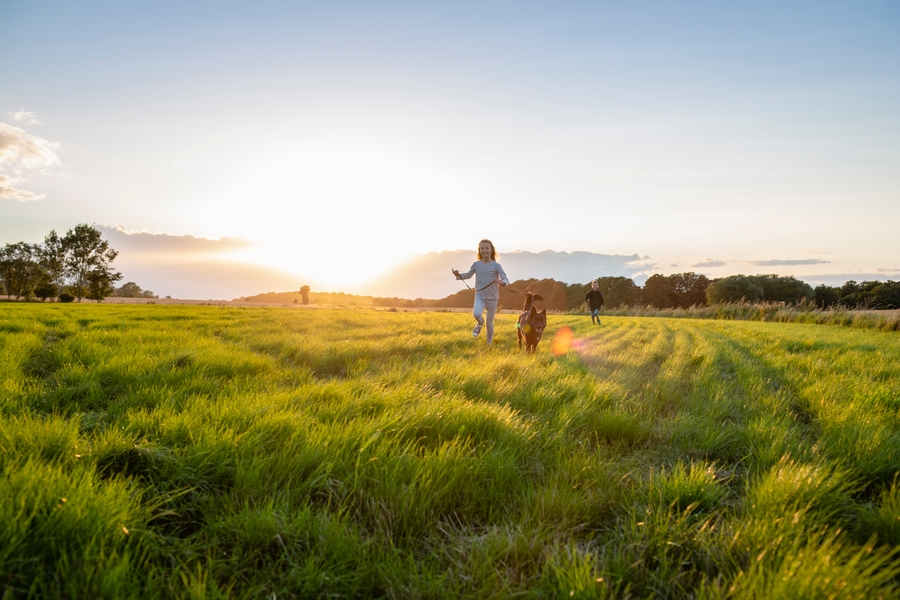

{"left": 115, "top": 281, "right": 143, "bottom": 297}
{"left": 33, "top": 267, "right": 57, "bottom": 301}
{"left": 596, "top": 276, "right": 642, "bottom": 308}
{"left": 846, "top": 280, "right": 900, "bottom": 309}
{"left": 0, "top": 242, "right": 40, "bottom": 300}
{"left": 564, "top": 282, "right": 591, "bottom": 310}
{"left": 62, "top": 224, "right": 121, "bottom": 302}
{"left": 642, "top": 274, "right": 675, "bottom": 308}
{"left": 814, "top": 285, "right": 841, "bottom": 309}
{"left": 870, "top": 281, "right": 900, "bottom": 309}
{"left": 86, "top": 268, "right": 122, "bottom": 303}
{"left": 749, "top": 274, "right": 814, "bottom": 304}
{"left": 500, "top": 279, "right": 568, "bottom": 311}
{"left": 114, "top": 281, "right": 154, "bottom": 298}
{"left": 670, "top": 272, "right": 710, "bottom": 307}
{"left": 300, "top": 285, "right": 310, "bottom": 305}
{"left": 706, "top": 275, "right": 764, "bottom": 304}
{"left": 39, "top": 229, "right": 67, "bottom": 296}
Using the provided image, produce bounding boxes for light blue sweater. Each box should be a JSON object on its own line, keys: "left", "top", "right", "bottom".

{"left": 457, "top": 260, "right": 509, "bottom": 301}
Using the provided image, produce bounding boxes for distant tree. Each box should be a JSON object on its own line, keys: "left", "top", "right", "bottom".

{"left": 86, "top": 268, "right": 121, "bottom": 303}
{"left": 838, "top": 280, "right": 860, "bottom": 307}
{"left": 596, "top": 276, "right": 642, "bottom": 308}
{"left": 115, "top": 281, "right": 141, "bottom": 297}
{"left": 0, "top": 242, "right": 40, "bottom": 300}
{"left": 39, "top": 229, "right": 67, "bottom": 296}
{"left": 706, "top": 275, "right": 764, "bottom": 304}
{"left": 300, "top": 285, "right": 310, "bottom": 305}
{"left": 848, "top": 280, "right": 900, "bottom": 309}
{"left": 670, "top": 272, "right": 710, "bottom": 307}
{"left": 62, "top": 224, "right": 120, "bottom": 302}
{"left": 749, "top": 274, "right": 814, "bottom": 304}
{"left": 814, "top": 285, "right": 841, "bottom": 309}
{"left": 114, "top": 281, "right": 155, "bottom": 298}
{"left": 500, "top": 278, "right": 567, "bottom": 311}
{"left": 565, "top": 281, "right": 591, "bottom": 310}
{"left": 33, "top": 266, "right": 57, "bottom": 301}
{"left": 642, "top": 274, "right": 676, "bottom": 308}
{"left": 870, "top": 281, "right": 900, "bottom": 309}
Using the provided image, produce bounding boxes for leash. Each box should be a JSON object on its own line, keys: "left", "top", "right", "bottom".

{"left": 452, "top": 270, "right": 525, "bottom": 294}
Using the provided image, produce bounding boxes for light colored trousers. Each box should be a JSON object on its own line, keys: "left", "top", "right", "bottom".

{"left": 473, "top": 295, "right": 499, "bottom": 344}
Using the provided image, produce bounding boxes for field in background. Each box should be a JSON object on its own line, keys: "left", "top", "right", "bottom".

{"left": 2, "top": 304, "right": 899, "bottom": 598}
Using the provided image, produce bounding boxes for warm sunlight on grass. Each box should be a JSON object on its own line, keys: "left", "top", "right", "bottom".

{"left": 2, "top": 304, "right": 899, "bottom": 598}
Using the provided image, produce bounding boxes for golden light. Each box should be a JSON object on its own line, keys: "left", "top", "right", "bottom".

{"left": 552, "top": 326, "right": 574, "bottom": 356}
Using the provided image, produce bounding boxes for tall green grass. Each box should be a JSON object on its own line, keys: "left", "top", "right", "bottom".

{"left": 594, "top": 301, "right": 900, "bottom": 331}
{"left": 1, "top": 304, "right": 899, "bottom": 598}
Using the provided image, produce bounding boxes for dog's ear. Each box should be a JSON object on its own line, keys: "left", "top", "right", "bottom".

{"left": 539, "top": 309, "right": 546, "bottom": 316}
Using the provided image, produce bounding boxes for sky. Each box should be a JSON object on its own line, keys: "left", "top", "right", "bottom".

{"left": 2, "top": 1, "right": 899, "bottom": 298}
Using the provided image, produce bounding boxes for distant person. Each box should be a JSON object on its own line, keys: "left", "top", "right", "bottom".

{"left": 452, "top": 239, "right": 509, "bottom": 346}
{"left": 585, "top": 280, "right": 605, "bottom": 325}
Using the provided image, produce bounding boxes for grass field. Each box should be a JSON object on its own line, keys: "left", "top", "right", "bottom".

{"left": 2, "top": 304, "right": 899, "bottom": 599}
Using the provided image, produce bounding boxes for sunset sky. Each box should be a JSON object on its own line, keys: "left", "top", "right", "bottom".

{"left": 2, "top": 1, "right": 899, "bottom": 298}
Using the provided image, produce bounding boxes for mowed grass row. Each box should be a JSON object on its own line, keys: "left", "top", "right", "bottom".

{"left": 1, "top": 304, "right": 899, "bottom": 599}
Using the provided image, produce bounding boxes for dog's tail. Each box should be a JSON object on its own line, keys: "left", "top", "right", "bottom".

{"left": 523, "top": 292, "right": 544, "bottom": 311}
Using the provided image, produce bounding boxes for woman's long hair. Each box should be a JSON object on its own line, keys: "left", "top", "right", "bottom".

{"left": 477, "top": 239, "right": 497, "bottom": 261}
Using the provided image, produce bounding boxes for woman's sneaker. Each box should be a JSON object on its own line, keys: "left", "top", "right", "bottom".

{"left": 472, "top": 323, "right": 482, "bottom": 336}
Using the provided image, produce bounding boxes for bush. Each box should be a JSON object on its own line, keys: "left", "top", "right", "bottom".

{"left": 58, "top": 293, "right": 74, "bottom": 303}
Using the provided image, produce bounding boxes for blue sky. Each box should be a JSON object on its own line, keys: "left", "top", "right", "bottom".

{"left": 2, "top": 1, "right": 899, "bottom": 297}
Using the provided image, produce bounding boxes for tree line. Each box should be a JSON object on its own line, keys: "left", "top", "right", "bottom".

{"left": 295, "top": 272, "right": 900, "bottom": 311}
{"left": 0, "top": 223, "right": 141, "bottom": 303}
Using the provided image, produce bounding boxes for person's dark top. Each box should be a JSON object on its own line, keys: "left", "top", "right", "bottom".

{"left": 585, "top": 289, "right": 604, "bottom": 310}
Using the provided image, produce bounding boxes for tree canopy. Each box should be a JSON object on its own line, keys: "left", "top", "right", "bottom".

{"left": 1, "top": 224, "right": 124, "bottom": 303}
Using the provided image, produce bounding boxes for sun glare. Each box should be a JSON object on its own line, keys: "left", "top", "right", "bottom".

{"left": 203, "top": 140, "right": 473, "bottom": 290}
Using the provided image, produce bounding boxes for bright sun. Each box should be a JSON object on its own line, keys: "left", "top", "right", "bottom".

{"left": 203, "top": 141, "right": 472, "bottom": 289}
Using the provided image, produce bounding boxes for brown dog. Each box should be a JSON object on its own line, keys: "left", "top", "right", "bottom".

{"left": 516, "top": 292, "right": 546, "bottom": 352}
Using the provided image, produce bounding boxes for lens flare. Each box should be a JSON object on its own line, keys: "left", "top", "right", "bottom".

{"left": 552, "top": 326, "right": 574, "bottom": 356}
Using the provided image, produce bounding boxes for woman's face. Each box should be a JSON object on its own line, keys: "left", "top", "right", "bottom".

{"left": 479, "top": 242, "right": 493, "bottom": 261}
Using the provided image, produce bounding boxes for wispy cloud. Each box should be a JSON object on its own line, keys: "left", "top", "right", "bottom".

{"left": 692, "top": 258, "right": 727, "bottom": 268}
{"left": 8, "top": 110, "right": 41, "bottom": 125}
{"left": 99, "top": 225, "right": 252, "bottom": 255}
{"left": 876, "top": 267, "right": 900, "bottom": 275}
{"left": 0, "top": 174, "right": 45, "bottom": 201}
{"left": 0, "top": 122, "right": 60, "bottom": 201}
{"left": 747, "top": 259, "right": 831, "bottom": 266}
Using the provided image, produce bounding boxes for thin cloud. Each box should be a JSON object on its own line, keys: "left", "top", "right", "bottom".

{"left": 876, "top": 268, "right": 900, "bottom": 275}
{"left": 99, "top": 225, "right": 253, "bottom": 255}
{"left": 747, "top": 259, "right": 831, "bottom": 266}
{"left": 0, "top": 122, "right": 60, "bottom": 201}
{"left": 692, "top": 259, "right": 727, "bottom": 268}
{"left": 0, "top": 174, "right": 45, "bottom": 201}
{"left": 8, "top": 110, "right": 41, "bottom": 125}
